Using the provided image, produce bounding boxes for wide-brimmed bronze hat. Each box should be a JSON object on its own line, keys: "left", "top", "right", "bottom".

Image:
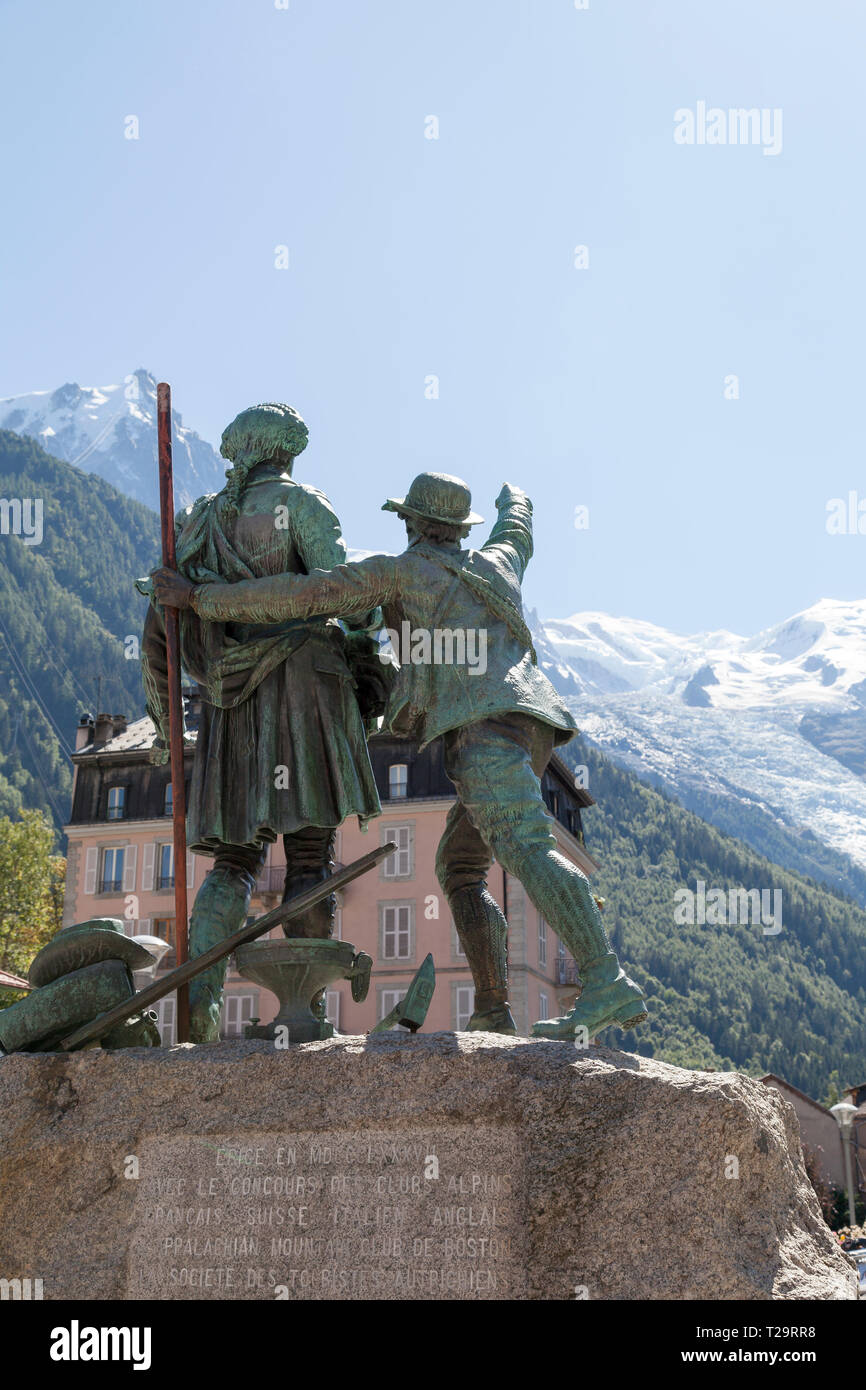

{"left": 382, "top": 472, "right": 484, "bottom": 527}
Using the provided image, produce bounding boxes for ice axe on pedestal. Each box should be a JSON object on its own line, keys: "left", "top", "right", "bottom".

{"left": 368, "top": 954, "right": 436, "bottom": 1034}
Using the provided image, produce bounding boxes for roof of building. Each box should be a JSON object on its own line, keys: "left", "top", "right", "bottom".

{"left": 0, "top": 969, "right": 31, "bottom": 991}
{"left": 759, "top": 1073, "right": 833, "bottom": 1117}
{"left": 75, "top": 713, "right": 595, "bottom": 807}
{"left": 548, "top": 751, "right": 595, "bottom": 807}
{"left": 74, "top": 715, "right": 158, "bottom": 758}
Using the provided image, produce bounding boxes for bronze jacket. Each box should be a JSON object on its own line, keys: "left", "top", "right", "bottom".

{"left": 191, "top": 483, "right": 578, "bottom": 749}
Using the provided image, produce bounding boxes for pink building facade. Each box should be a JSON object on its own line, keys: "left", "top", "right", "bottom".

{"left": 63, "top": 706, "right": 597, "bottom": 1042}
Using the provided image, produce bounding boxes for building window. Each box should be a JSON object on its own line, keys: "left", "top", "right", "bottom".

{"left": 221, "top": 993, "right": 256, "bottom": 1038}
{"left": 455, "top": 985, "right": 475, "bottom": 1030}
{"left": 163, "top": 782, "right": 173, "bottom": 817}
{"left": 154, "top": 995, "right": 175, "bottom": 1046}
{"left": 100, "top": 847, "right": 124, "bottom": 893}
{"left": 106, "top": 787, "right": 126, "bottom": 821}
{"left": 325, "top": 990, "right": 341, "bottom": 1031}
{"left": 539, "top": 990, "right": 550, "bottom": 1021}
{"left": 382, "top": 825, "right": 413, "bottom": 879}
{"left": 388, "top": 763, "right": 408, "bottom": 799}
{"left": 378, "top": 988, "right": 405, "bottom": 1025}
{"left": 153, "top": 917, "right": 176, "bottom": 950}
{"left": 538, "top": 914, "right": 548, "bottom": 968}
{"left": 381, "top": 903, "right": 413, "bottom": 959}
{"left": 157, "top": 843, "right": 174, "bottom": 891}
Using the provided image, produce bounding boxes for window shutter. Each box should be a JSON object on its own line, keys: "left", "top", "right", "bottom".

{"left": 138, "top": 917, "right": 151, "bottom": 936}
{"left": 456, "top": 985, "right": 475, "bottom": 1030}
{"left": 399, "top": 826, "right": 411, "bottom": 876}
{"left": 186, "top": 852, "right": 195, "bottom": 890}
{"left": 325, "top": 991, "right": 340, "bottom": 1029}
{"left": 382, "top": 824, "right": 413, "bottom": 879}
{"left": 122, "top": 845, "right": 138, "bottom": 893}
{"left": 141, "top": 842, "right": 155, "bottom": 892}
{"left": 84, "top": 846, "right": 98, "bottom": 895}
{"left": 156, "top": 995, "right": 176, "bottom": 1046}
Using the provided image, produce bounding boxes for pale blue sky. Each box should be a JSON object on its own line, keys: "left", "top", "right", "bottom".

{"left": 1, "top": 0, "right": 863, "bottom": 635}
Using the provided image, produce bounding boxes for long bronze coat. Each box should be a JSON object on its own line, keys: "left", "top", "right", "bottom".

{"left": 140, "top": 466, "right": 381, "bottom": 853}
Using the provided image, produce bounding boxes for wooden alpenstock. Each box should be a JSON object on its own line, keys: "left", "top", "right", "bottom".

{"left": 157, "top": 382, "right": 190, "bottom": 1042}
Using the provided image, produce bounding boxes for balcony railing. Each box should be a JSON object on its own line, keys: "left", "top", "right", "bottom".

{"left": 156, "top": 875, "right": 175, "bottom": 891}
{"left": 252, "top": 865, "right": 346, "bottom": 896}
{"left": 255, "top": 866, "right": 286, "bottom": 895}
{"left": 556, "top": 960, "right": 581, "bottom": 986}
{"left": 99, "top": 879, "right": 122, "bottom": 893}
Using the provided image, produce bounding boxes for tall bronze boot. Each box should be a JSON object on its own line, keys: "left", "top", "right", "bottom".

{"left": 283, "top": 827, "right": 337, "bottom": 1028}
{"left": 448, "top": 883, "right": 516, "bottom": 1034}
{"left": 188, "top": 862, "right": 256, "bottom": 1043}
{"left": 506, "top": 846, "right": 647, "bottom": 1040}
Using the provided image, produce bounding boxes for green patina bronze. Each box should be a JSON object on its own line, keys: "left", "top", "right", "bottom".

{"left": 369, "top": 953, "right": 435, "bottom": 1033}
{"left": 1, "top": 849, "right": 393, "bottom": 1054}
{"left": 237, "top": 938, "right": 373, "bottom": 1043}
{"left": 153, "top": 472, "right": 648, "bottom": 1041}
{"left": 28, "top": 919, "right": 154, "bottom": 988}
{"left": 138, "top": 404, "right": 386, "bottom": 1042}
{"left": 0, "top": 959, "right": 137, "bottom": 1053}
{"left": 0, "top": 920, "right": 162, "bottom": 1053}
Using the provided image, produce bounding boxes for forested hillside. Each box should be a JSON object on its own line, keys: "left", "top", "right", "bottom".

{"left": 0, "top": 430, "right": 159, "bottom": 829}
{"left": 564, "top": 737, "right": 866, "bottom": 1098}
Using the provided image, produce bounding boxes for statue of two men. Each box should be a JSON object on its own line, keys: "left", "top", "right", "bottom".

{"left": 141, "top": 404, "right": 383, "bottom": 1041}
{"left": 150, "top": 403, "right": 647, "bottom": 1042}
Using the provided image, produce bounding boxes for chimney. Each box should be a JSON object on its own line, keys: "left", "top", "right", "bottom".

{"left": 93, "top": 711, "right": 114, "bottom": 745}
{"left": 112, "top": 713, "right": 128, "bottom": 737}
{"left": 75, "top": 714, "right": 95, "bottom": 751}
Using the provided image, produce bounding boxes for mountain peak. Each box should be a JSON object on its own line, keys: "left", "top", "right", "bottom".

{"left": 0, "top": 372, "right": 224, "bottom": 512}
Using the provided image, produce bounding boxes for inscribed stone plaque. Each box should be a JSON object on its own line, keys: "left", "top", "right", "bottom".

{"left": 126, "top": 1125, "right": 525, "bottom": 1299}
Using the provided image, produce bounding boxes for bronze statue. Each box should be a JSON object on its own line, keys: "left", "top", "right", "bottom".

{"left": 141, "top": 404, "right": 383, "bottom": 1041}
{"left": 153, "top": 471, "right": 647, "bottom": 1041}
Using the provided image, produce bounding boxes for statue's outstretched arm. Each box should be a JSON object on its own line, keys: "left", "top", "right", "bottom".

{"left": 480, "top": 483, "right": 534, "bottom": 579}
{"left": 190, "top": 556, "right": 396, "bottom": 627}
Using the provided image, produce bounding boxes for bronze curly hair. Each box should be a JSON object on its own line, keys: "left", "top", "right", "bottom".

{"left": 219, "top": 403, "right": 309, "bottom": 519}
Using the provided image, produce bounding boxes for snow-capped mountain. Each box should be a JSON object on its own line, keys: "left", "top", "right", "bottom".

{"left": 0, "top": 370, "right": 225, "bottom": 511}
{"left": 532, "top": 600, "right": 866, "bottom": 892}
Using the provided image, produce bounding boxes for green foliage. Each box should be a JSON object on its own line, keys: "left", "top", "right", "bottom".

{"left": 564, "top": 737, "right": 866, "bottom": 1098}
{"left": 0, "top": 430, "right": 160, "bottom": 830}
{"left": 829, "top": 1188, "right": 866, "bottom": 1233}
{"left": 669, "top": 777, "right": 866, "bottom": 906}
{"left": 0, "top": 807, "right": 65, "bottom": 1004}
